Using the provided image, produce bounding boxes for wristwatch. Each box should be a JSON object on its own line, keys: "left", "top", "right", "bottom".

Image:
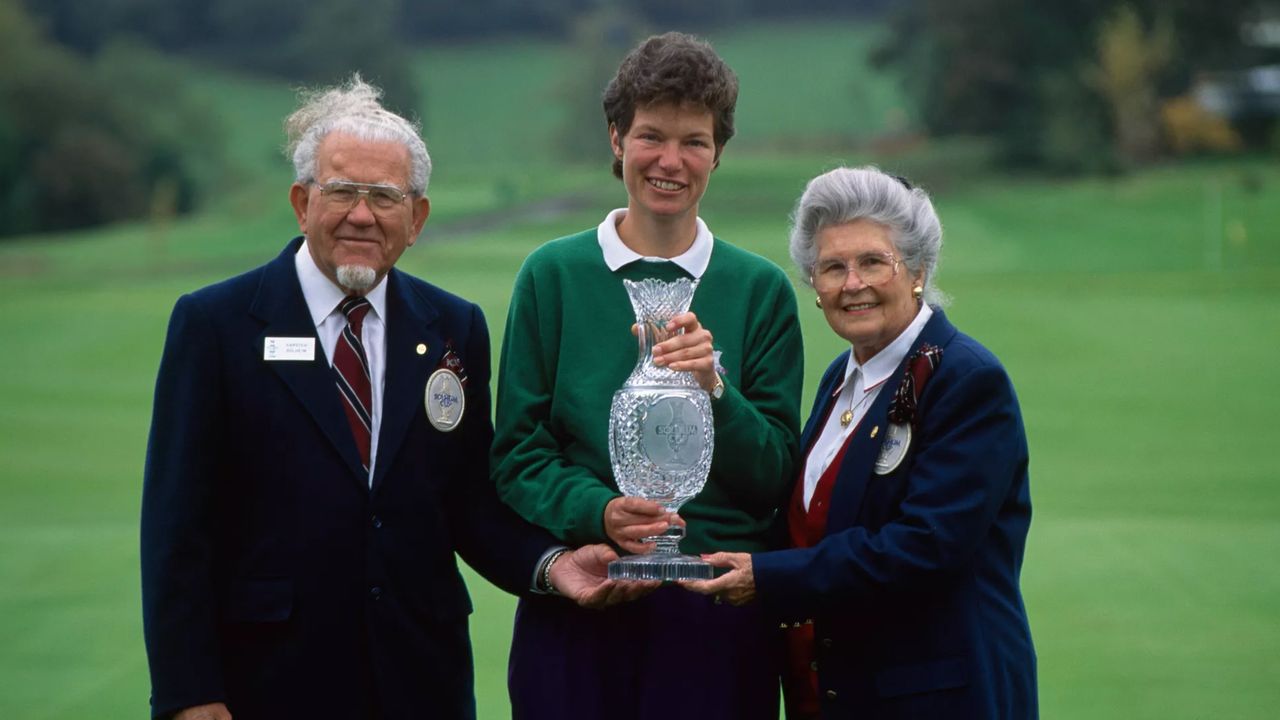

{"left": 709, "top": 373, "right": 725, "bottom": 401}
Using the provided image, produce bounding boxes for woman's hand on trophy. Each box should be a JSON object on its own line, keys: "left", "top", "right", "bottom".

{"left": 550, "top": 544, "right": 661, "bottom": 609}
{"left": 680, "top": 552, "right": 756, "bottom": 606}
{"left": 604, "top": 496, "right": 683, "bottom": 554}
{"left": 651, "top": 312, "right": 719, "bottom": 392}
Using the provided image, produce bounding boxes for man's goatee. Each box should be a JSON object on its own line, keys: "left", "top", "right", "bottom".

{"left": 337, "top": 264, "right": 377, "bottom": 291}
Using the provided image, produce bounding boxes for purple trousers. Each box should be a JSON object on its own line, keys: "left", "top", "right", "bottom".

{"left": 508, "top": 586, "right": 781, "bottom": 720}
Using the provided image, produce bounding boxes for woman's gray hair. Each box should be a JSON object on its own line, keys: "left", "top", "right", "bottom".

{"left": 285, "top": 74, "right": 431, "bottom": 196}
{"left": 789, "top": 166, "right": 946, "bottom": 306}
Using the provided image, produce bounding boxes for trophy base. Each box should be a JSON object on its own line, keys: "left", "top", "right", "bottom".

{"left": 608, "top": 553, "right": 714, "bottom": 581}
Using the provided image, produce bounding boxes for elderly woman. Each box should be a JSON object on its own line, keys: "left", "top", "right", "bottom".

{"left": 491, "top": 32, "right": 802, "bottom": 720}
{"left": 687, "top": 167, "right": 1038, "bottom": 719}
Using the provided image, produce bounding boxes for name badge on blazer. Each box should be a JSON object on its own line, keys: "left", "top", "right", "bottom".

{"left": 263, "top": 337, "right": 316, "bottom": 361}
{"left": 874, "top": 423, "right": 911, "bottom": 475}
{"left": 425, "top": 369, "right": 465, "bottom": 432}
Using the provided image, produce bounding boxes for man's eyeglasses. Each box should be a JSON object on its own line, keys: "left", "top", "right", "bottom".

{"left": 811, "top": 251, "right": 901, "bottom": 292}
{"left": 315, "top": 180, "right": 410, "bottom": 214}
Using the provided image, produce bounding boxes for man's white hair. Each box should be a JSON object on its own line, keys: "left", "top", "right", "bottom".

{"left": 285, "top": 74, "right": 431, "bottom": 195}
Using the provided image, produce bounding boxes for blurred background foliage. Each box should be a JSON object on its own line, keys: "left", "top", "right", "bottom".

{"left": 0, "top": 0, "right": 224, "bottom": 235}
{"left": 4, "top": 0, "right": 1276, "bottom": 238}
{"left": 873, "top": 0, "right": 1274, "bottom": 171}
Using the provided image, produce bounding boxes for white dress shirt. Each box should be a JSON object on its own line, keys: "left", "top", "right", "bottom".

{"left": 597, "top": 208, "right": 714, "bottom": 277}
{"left": 295, "top": 240, "right": 388, "bottom": 483}
{"left": 801, "top": 303, "right": 934, "bottom": 509}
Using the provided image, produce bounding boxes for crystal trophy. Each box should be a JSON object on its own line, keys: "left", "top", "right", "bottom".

{"left": 607, "top": 278, "right": 715, "bottom": 581}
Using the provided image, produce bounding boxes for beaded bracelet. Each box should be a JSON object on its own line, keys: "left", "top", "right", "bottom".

{"left": 539, "top": 548, "right": 570, "bottom": 596}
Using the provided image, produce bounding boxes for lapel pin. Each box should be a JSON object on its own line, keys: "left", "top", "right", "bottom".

{"left": 870, "top": 425, "right": 879, "bottom": 438}
{"left": 416, "top": 343, "right": 428, "bottom": 356}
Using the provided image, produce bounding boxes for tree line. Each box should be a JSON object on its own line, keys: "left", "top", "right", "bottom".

{"left": 875, "top": 0, "right": 1274, "bottom": 172}
{"left": 4, "top": 0, "right": 1271, "bottom": 237}
{"left": 2, "top": 0, "right": 222, "bottom": 236}
{"left": 5, "top": 0, "right": 888, "bottom": 238}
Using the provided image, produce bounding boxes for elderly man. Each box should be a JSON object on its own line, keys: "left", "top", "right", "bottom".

{"left": 141, "top": 77, "right": 628, "bottom": 720}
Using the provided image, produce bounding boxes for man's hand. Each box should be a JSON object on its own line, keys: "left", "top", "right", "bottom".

{"left": 174, "top": 702, "right": 231, "bottom": 720}
{"left": 603, "top": 496, "right": 682, "bottom": 554}
{"left": 680, "top": 552, "right": 756, "bottom": 606}
{"left": 651, "top": 311, "right": 719, "bottom": 392}
{"left": 549, "top": 544, "right": 659, "bottom": 609}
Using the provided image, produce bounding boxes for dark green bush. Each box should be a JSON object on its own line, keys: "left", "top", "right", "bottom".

{"left": 0, "top": 0, "right": 224, "bottom": 237}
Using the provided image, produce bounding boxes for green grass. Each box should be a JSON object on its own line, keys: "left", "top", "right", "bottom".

{"left": 717, "top": 21, "right": 915, "bottom": 146}
{"left": 3, "top": 19, "right": 1280, "bottom": 720}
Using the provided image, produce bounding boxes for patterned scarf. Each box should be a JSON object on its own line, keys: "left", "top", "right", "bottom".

{"left": 887, "top": 343, "right": 943, "bottom": 427}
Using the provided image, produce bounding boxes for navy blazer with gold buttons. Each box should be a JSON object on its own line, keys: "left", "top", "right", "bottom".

{"left": 753, "top": 309, "right": 1038, "bottom": 719}
{"left": 141, "top": 238, "right": 552, "bottom": 719}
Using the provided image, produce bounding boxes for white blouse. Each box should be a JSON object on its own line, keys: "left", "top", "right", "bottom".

{"left": 801, "top": 303, "right": 933, "bottom": 509}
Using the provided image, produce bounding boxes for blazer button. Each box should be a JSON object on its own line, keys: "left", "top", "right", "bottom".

{"left": 820, "top": 637, "right": 833, "bottom": 648}
{"left": 371, "top": 515, "right": 383, "bottom": 529}
{"left": 825, "top": 690, "right": 838, "bottom": 700}
{"left": 810, "top": 660, "right": 819, "bottom": 672}
{"left": 369, "top": 585, "right": 382, "bottom": 599}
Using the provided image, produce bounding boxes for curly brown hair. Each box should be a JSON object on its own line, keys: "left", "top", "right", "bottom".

{"left": 602, "top": 32, "right": 739, "bottom": 179}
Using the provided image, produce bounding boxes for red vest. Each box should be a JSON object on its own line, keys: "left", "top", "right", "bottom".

{"left": 781, "top": 407, "right": 860, "bottom": 718}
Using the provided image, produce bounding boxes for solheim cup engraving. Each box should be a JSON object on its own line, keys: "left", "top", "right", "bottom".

{"left": 607, "top": 278, "right": 715, "bottom": 581}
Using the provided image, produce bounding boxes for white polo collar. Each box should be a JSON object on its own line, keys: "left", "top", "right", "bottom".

{"left": 596, "top": 208, "right": 713, "bottom": 278}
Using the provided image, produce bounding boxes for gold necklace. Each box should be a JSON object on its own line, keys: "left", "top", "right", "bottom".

{"left": 839, "top": 388, "right": 872, "bottom": 428}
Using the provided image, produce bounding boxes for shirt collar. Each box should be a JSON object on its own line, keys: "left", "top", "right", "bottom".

{"left": 834, "top": 302, "right": 935, "bottom": 396}
{"left": 295, "top": 239, "right": 388, "bottom": 326}
{"left": 596, "top": 208, "right": 713, "bottom": 278}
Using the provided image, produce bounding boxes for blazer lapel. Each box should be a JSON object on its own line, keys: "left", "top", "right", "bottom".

{"left": 250, "top": 239, "right": 368, "bottom": 486}
{"left": 824, "top": 309, "right": 959, "bottom": 531}
{"left": 371, "top": 269, "right": 442, "bottom": 493}
{"left": 798, "top": 350, "right": 851, "bottom": 460}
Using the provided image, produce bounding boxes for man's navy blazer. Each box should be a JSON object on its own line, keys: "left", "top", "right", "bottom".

{"left": 754, "top": 310, "right": 1038, "bottom": 718}
{"left": 141, "top": 238, "right": 551, "bottom": 719}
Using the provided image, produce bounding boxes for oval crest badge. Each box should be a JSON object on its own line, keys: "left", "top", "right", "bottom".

{"left": 873, "top": 423, "right": 911, "bottom": 475}
{"left": 425, "top": 368, "right": 465, "bottom": 432}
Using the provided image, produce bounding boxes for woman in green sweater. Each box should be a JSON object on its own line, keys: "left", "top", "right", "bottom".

{"left": 493, "top": 32, "right": 803, "bottom": 719}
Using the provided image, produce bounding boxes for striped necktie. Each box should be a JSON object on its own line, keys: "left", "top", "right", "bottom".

{"left": 333, "top": 295, "right": 373, "bottom": 473}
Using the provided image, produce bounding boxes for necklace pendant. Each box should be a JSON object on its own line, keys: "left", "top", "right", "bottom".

{"left": 839, "top": 409, "right": 853, "bottom": 427}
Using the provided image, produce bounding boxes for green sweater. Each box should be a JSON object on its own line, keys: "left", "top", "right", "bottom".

{"left": 492, "top": 228, "right": 803, "bottom": 554}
